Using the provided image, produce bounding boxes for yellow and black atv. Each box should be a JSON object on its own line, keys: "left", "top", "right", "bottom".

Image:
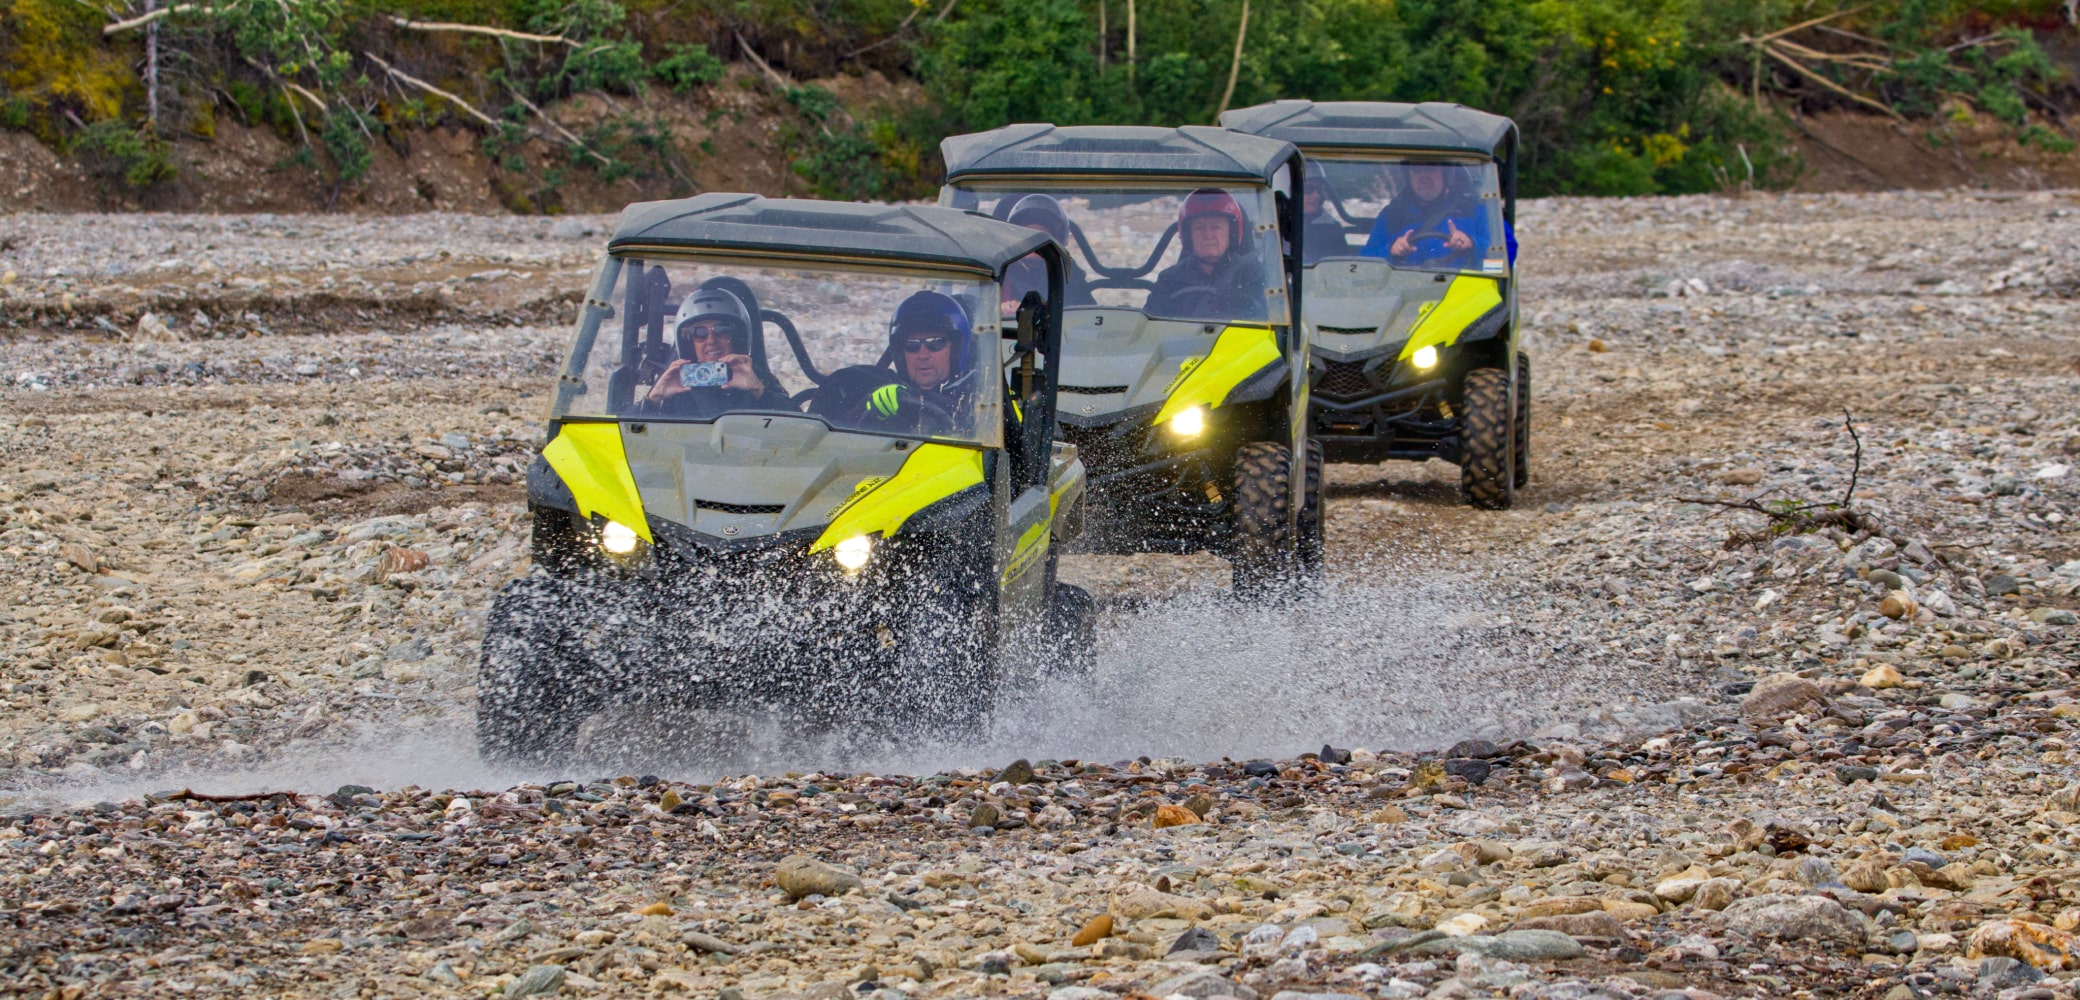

{"left": 938, "top": 125, "right": 1319, "bottom": 592}
{"left": 1221, "top": 101, "right": 1526, "bottom": 509}
{"left": 479, "top": 195, "right": 1090, "bottom": 764}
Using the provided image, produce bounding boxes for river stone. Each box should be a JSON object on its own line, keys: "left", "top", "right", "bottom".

{"left": 775, "top": 856, "right": 863, "bottom": 900}
{"left": 1412, "top": 929, "right": 1586, "bottom": 960}
{"left": 505, "top": 964, "right": 566, "bottom": 998}
{"left": 1146, "top": 969, "right": 1258, "bottom": 999}
{"left": 1740, "top": 673, "right": 1829, "bottom": 725}
{"left": 1720, "top": 894, "right": 1867, "bottom": 951}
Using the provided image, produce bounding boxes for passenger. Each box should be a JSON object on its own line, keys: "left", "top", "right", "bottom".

{"left": 1145, "top": 189, "right": 1266, "bottom": 320}
{"left": 641, "top": 286, "right": 773, "bottom": 416}
{"left": 854, "top": 290, "right": 978, "bottom": 436}
{"left": 1300, "top": 161, "right": 1348, "bottom": 264}
{"left": 1360, "top": 163, "right": 1486, "bottom": 268}
{"left": 999, "top": 194, "right": 1095, "bottom": 311}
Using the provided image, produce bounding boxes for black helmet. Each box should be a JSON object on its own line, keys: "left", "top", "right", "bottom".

{"left": 1006, "top": 194, "right": 1072, "bottom": 245}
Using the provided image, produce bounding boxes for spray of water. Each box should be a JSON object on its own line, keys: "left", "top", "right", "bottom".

{"left": 4, "top": 546, "right": 1614, "bottom": 811}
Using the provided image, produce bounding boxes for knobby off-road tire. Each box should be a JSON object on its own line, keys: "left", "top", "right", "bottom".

{"left": 477, "top": 579, "right": 595, "bottom": 767}
{"left": 1513, "top": 352, "right": 1532, "bottom": 490}
{"left": 1298, "top": 439, "right": 1326, "bottom": 578}
{"left": 1048, "top": 583, "right": 1098, "bottom": 676}
{"left": 1230, "top": 440, "right": 1297, "bottom": 599}
{"left": 1460, "top": 366, "right": 1515, "bottom": 510}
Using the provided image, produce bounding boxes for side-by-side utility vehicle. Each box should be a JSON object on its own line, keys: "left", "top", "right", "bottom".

{"left": 938, "top": 125, "right": 1320, "bottom": 591}
{"left": 479, "top": 195, "right": 1091, "bottom": 764}
{"left": 1221, "top": 100, "right": 1526, "bottom": 509}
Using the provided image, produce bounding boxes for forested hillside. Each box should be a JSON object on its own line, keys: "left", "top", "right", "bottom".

{"left": 1, "top": 0, "right": 2075, "bottom": 210}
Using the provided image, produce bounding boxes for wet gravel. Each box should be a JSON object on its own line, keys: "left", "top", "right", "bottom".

{"left": 2, "top": 189, "right": 2079, "bottom": 998}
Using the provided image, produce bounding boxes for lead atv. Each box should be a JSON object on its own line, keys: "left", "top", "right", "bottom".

{"left": 1221, "top": 100, "right": 1527, "bottom": 509}
{"left": 478, "top": 194, "right": 1092, "bottom": 765}
{"left": 938, "top": 125, "right": 1320, "bottom": 593}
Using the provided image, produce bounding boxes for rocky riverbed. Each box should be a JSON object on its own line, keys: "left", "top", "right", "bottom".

{"left": 1, "top": 189, "right": 2078, "bottom": 998}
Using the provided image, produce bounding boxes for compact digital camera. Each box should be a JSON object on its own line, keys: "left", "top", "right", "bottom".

{"left": 678, "top": 362, "right": 732, "bottom": 388}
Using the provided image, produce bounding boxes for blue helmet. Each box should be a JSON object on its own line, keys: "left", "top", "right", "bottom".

{"left": 889, "top": 290, "right": 973, "bottom": 376}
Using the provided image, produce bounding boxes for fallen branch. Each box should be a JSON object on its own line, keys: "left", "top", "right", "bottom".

{"left": 388, "top": 17, "right": 575, "bottom": 47}
{"left": 1762, "top": 43, "right": 1903, "bottom": 120}
{"left": 1677, "top": 409, "right": 1873, "bottom": 550}
{"left": 502, "top": 83, "right": 613, "bottom": 168}
{"left": 734, "top": 31, "right": 793, "bottom": 88}
{"left": 104, "top": 3, "right": 199, "bottom": 36}
{"left": 363, "top": 51, "right": 499, "bottom": 130}
{"left": 1744, "top": 5, "right": 1870, "bottom": 46}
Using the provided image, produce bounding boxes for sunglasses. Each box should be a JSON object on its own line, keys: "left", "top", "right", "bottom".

{"left": 901, "top": 335, "right": 953, "bottom": 354}
{"left": 682, "top": 322, "right": 735, "bottom": 342}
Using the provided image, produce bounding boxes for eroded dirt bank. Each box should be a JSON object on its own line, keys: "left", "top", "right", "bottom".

{"left": 0, "top": 190, "right": 2078, "bottom": 998}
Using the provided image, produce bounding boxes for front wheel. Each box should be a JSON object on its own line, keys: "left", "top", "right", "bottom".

{"left": 1048, "top": 583, "right": 1097, "bottom": 676}
{"left": 1513, "top": 353, "right": 1531, "bottom": 490}
{"left": 1298, "top": 439, "right": 1325, "bottom": 578}
{"left": 477, "top": 579, "right": 597, "bottom": 766}
{"left": 1460, "top": 366, "right": 1514, "bottom": 510}
{"left": 1230, "top": 440, "right": 1297, "bottom": 598}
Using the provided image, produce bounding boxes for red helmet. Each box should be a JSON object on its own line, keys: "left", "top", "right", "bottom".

{"left": 1178, "top": 189, "right": 1247, "bottom": 258}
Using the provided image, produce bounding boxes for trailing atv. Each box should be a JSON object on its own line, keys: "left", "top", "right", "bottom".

{"left": 1221, "top": 101, "right": 1527, "bottom": 509}
{"left": 938, "top": 125, "right": 1320, "bottom": 593}
{"left": 479, "top": 194, "right": 1091, "bottom": 765}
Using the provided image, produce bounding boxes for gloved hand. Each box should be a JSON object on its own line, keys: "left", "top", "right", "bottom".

{"left": 866, "top": 383, "right": 912, "bottom": 420}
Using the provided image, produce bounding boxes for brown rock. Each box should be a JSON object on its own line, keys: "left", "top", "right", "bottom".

{"left": 967, "top": 803, "right": 1001, "bottom": 828}
{"left": 1514, "top": 911, "right": 1627, "bottom": 941}
{"left": 377, "top": 547, "right": 430, "bottom": 582}
{"left": 1741, "top": 673, "right": 1829, "bottom": 725}
{"left": 1111, "top": 886, "right": 1211, "bottom": 921}
{"left": 1070, "top": 914, "right": 1113, "bottom": 947}
{"left": 1878, "top": 590, "right": 1918, "bottom": 620}
{"left": 1692, "top": 878, "right": 1739, "bottom": 911}
{"left": 1522, "top": 896, "right": 1605, "bottom": 918}
{"left": 995, "top": 759, "right": 1036, "bottom": 785}
{"left": 1152, "top": 804, "right": 1200, "bottom": 828}
{"left": 1602, "top": 899, "right": 1660, "bottom": 922}
{"left": 773, "top": 856, "right": 862, "bottom": 900}
{"left": 1839, "top": 861, "right": 1889, "bottom": 894}
{"left": 1968, "top": 919, "right": 2080, "bottom": 972}
{"left": 59, "top": 543, "right": 99, "bottom": 574}
{"left": 634, "top": 901, "right": 672, "bottom": 916}
{"left": 1182, "top": 792, "right": 1215, "bottom": 819}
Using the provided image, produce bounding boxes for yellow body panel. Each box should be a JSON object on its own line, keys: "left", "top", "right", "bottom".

{"left": 809, "top": 444, "right": 986, "bottom": 553}
{"left": 1002, "top": 488, "right": 1062, "bottom": 588}
{"left": 1152, "top": 324, "right": 1282, "bottom": 425}
{"left": 542, "top": 421, "right": 652, "bottom": 542}
{"left": 1399, "top": 275, "right": 1503, "bottom": 360}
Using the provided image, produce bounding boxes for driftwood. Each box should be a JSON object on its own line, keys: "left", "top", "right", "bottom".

{"left": 502, "top": 83, "right": 612, "bottom": 168}
{"left": 103, "top": 3, "right": 200, "bottom": 36}
{"left": 1678, "top": 409, "right": 1873, "bottom": 550}
{"left": 1213, "top": 0, "right": 1249, "bottom": 121}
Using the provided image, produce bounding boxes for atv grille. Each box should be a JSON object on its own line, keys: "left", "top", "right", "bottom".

{"left": 1315, "top": 360, "right": 1376, "bottom": 400}
{"left": 1061, "top": 384, "right": 1131, "bottom": 395}
{"left": 696, "top": 499, "right": 786, "bottom": 515}
{"left": 1316, "top": 325, "right": 1377, "bottom": 337}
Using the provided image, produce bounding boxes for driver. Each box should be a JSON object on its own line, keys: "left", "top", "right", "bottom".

{"left": 641, "top": 286, "right": 772, "bottom": 416}
{"left": 1146, "top": 189, "right": 1266, "bottom": 319}
{"left": 854, "top": 290, "right": 978, "bottom": 435}
{"left": 1361, "top": 163, "right": 1486, "bottom": 266}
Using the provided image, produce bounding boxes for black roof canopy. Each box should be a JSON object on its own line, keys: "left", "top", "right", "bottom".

{"left": 1220, "top": 101, "right": 1516, "bottom": 158}
{"left": 607, "top": 194, "right": 1052, "bottom": 275}
{"left": 942, "top": 124, "right": 1298, "bottom": 185}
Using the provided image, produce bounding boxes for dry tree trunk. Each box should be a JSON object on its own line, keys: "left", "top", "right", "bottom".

{"left": 1215, "top": 0, "right": 1248, "bottom": 120}
{"left": 145, "top": 0, "right": 160, "bottom": 126}
{"left": 1127, "top": 0, "right": 1136, "bottom": 83}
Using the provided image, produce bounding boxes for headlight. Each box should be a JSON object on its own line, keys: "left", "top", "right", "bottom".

{"left": 834, "top": 535, "right": 873, "bottom": 572}
{"left": 600, "top": 520, "right": 640, "bottom": 555}
{"left": 1168, "top": 406, "right": 1206, "bottom": 437}
{"left": 1411, "top": 346, "right": 1439, "bottom": 371}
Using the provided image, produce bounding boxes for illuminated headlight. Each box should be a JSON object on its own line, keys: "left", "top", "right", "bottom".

{"left": 600, "top": 520, "right": 640, "bottom": 555}
{"left": 834, "top": 535, "right": 873, "bottom": 572}
{"left": 1168, "top": 406, "right": 1206, "bottom": 437}
{"left": 1411, "top": 346, "right": 1439, "bottom": 371}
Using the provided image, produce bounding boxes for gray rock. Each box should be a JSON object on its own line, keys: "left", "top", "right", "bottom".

{"left": 422, "top": 961, "right": 462, "bottom": 987}
{"left": 1901, "top": 846, "right": 1948, "bottom": 868}
{"left": 549, "top": 218, "right": 593, "bottom": 239}
{"left": 1720, "top": 894, "right": 1867, "bottom": 951}
{"left": 995, "top": 759, "right": 1036, "bottom": 784}
{"left": 1147, "top": 969, "right": 1258, "bottom": 999}
{"left": 1049, "top": 989, "right": 1114, "bottom": 1000}
{"left": 1837, "top": 765, "right": 1879, "bottom": 784}
{"left": 1168, "top": 926, "right": 1220, "bottom": 955}
{"left": 1885, "top": 929, "right": 1918, "bottom": 954}
{"left": 1977, "top": 956, "right": 2045, "bottom": 988}
{"left": 505, "top": 964, "right": 565, "bottom": 998}
{"left": 681, "top": 930, "right": 738, "bottom": 955}
{"left": 1985, "top": 573, "right": 2021, "bottom": 596}
{"left": 2030, "top": 608, "right": 2078, "bottom": 626}
{"left": 385, "top": 638, "right": 433, "bottom": 662}
{"left": 1792, "top": 856, "right": 1838, "bottom": 886}
{"left": 1740, "top": 673, "right": 1829, "bottom": 725}
{"left": 1269, "top": 994, "right": 1366, "bottom": 1000}
{"left": 1412, "top": 929, "right": 1585, "bottom": 961}
{"left": 775, "top": 855, "right": 863, "bottom": 900}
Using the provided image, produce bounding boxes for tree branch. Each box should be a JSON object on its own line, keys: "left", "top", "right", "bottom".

{"left": 734, "top": 31, "right": 793, "bottom": 88}
{"left": 502, "top": 82, "right": 613, "bottom": 168}
{"left": 1762, "top": 43, "right": 1903, "bottom": 120}
{"left": 388, "top": 17, "right": 576, "bottom": 47}
{"left": 104, "top": 3, "right": 198, "bottom": 35}
{"left": 1214, "top": 0, "right": 1249, "bottom": 122}
{"left": 363, "top": 51, "right": 499, "bottom": 131}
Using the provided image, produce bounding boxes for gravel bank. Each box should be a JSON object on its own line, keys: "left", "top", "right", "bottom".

{"left": 2, "top": 189, "right": 2078, "bottom": 997}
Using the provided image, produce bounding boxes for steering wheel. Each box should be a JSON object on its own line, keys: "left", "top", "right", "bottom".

{"left": 1397, "top": 228, "right": 1474, "bottom": 265}
{"left": 1153, "top": 284, "right": 1228, "bottom": 316}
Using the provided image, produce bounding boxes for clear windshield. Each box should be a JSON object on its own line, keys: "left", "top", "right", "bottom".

{"left": 942, "top": 185, "right": 1289, "bottom": 325}
{"left": 1305, "top": 159, "right": 1506, "bottom": 273}
{"left": 553, "top": 257, "right": 1003, "bottom": 447}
